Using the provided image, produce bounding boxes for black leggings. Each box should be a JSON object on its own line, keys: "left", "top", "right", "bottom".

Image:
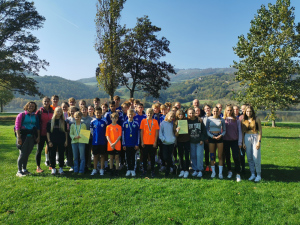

{"left": 177, "top": 141, "right": 190, "bottom": 171}
{"left": 126, "top": 147, "right": 136, "bottom": 170}
{"left": 162, "top": 144, "right": 174, "bottom": 174}
{"left": 49, "top": 142, "right": 65, "bottom": 168}
{"left": 223, "top": 140, "right": 241, "bottom": 174}
{"left": 36, "top": 135, "right": 48, "bottom": 166}
{"left": 142, "top": 145, "right": 156, "bottom": 172}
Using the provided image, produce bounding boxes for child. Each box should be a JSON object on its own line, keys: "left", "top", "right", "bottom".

{"left": 66, "top": 106, "right": 77, "bottom": 171}
{"left": 122, "top": 109, "right": 140, "bottom": 176}
{"left": 69, "top": 111, "right": 87, "bottom": 174}
{"left": 121, "top": 102, "right": 129, "bottom": 122}
{"left": 88, "top": 105, "right": 95, "bottom": 118}
{"left": 81, "top": 105, "right": 93, "bottom": 171}
{"left": 104, "top": 101, "right": 123, "bottom": 125}
{"left": 174, "top": 109, "right": 190, "bottom": 178}
{"left": 187, "top": 108, "right": 208, "bottom": 178}
{"left": 68, "top": 97, "right": 79, "bottom": 111}
{"left": 159, "top": 104, "right": 167, "bottom": 125}
{"left": 90, "top": 107, "right": 107, "bottom": 175}
{"left": 50, "top": 95, "right": 59, "bottom": 110}
{"left": 106, "top": 112, "right": 122, "bottom": 176}
{"left": 47, "top": 107, "right": 68, "bottom": 175}
{"left": 79, "top": 100, "right": 86, "bottom": 108}
{"left": 113, "top": 95, "right": 122, "bottom": 111}
{"left": 93, "top": 97, "right": 101, "bottom": 109}
{"left": 140, "top": 108, "right": 159, "bottom": 177}
{"left": 61, "top": 102, "right": 69, "bottom": 120}
{"left": 159, "top": 111, "right": 176, "bottom": 177}
{"left": 101, "top": 103, "right": 108, "bottom": 116}
{"left": 152, "top": 103, "right": 161, "bottom": 123}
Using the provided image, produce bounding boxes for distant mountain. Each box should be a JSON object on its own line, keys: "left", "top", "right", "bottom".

{"left": 76, "top": 68, "right": 237, "bottom": 85}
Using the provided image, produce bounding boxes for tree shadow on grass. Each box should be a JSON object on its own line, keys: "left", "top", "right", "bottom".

{"left": 265, "top": 136, "right": 300, "bottom": 139}
{"left": 259, "top": 164, "right": 300, "bottom": 182}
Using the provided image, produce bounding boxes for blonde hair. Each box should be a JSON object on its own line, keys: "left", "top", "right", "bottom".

{"left": 146, "top": 108, "right": 154, "bottom": 114}
{"left": 165, "top": 111, "right": 175, "bottom": 122}
{"left": 224, "top": 105, "right": 236, "bottom": 120}
{"left": 110, "top": 112, "right": 119, "bottom": 119}
{"left": 176, "top": 109, "right": 185, "bottom": 120}
{"left": 50, "top": 107, "right": 65, "bottom": 133}
{"left": 74, "top": 111, "right": 83, "bottom": 118}
{"left": 68, "top": 106, "right": 77, "bottom": 117}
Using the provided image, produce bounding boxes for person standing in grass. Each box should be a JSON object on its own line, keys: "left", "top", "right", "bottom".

{"left": 47, "top": 107, "right": 67, "bottom": 175}
{"left": 106, "top": 113, "right": 122, "bottom": 176}
{"left": 206, "top": 107, "right": 226, "bottom": 179}
{"left": 159, "top": 111, "right": 176, "bottom": 177}
{"left": 70, "top": 111, "right": 86, "bottom": 174}
{"left": 88, "top": 105, "right": 95, "bottom": 118}
{"left": 61, "top": 102, "right": 69, "bottom": 120}
{"left": 242, "top": 106, "right": 262, "bottom": 182}
{"left": 202, "top": 104, "right": 212, "bottom": 173}
{"left": 223, "top": 105, "right": 242, "bottom": 182}
{"left": 90, "top": 107, "right": 107, "bottom": 176}
{"left": 187, "top": 108, "right": 207, "bottom": 178}
{"left": 66, "top": 106, "right": 77, "bottom": 171}
{"left": 15, "top": 102, "right": 40, "bottom": 177}
{"left": 174, "top": 109, "right": 191, "bottom": 178}
{"left": 122, "top": 109, "right": 140, "bottom": 177}
{"left": 50, "top": 95, "right": 59, "bottom": 110}
{"left": 35, "top": 96, "right": 54, "bottom": 173}
{"left": 140, "top": 108, "right": 159, "bottom": 177}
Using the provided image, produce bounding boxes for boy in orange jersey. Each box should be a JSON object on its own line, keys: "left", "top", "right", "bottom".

{"left": 106, "top": 112, "right": 122, "bottom": 176}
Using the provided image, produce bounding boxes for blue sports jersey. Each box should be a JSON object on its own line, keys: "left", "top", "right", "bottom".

{"left": 104, "top": 111, "right": 124, "bottom": 126}
{"left": 153, "top": 113, "right": 160, "bottom": 124}
{"left": 90, "top": 118, "right": 107, "bottom": 145}
{"left": 122, "top": 120, "right": 140, "bottom": 147}
{"left": 133, "top": 114, "right": 147, "bottom": 126}
{"left": 159, "top": 114, "right": 166, "bottom": 125}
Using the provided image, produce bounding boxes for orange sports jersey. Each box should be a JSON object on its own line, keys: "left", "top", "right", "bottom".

{"left": 50, "top": 105, "right": 57, "bottom": 110}
{"left": 140, "top": 119, "right": 159, "bottom": 145}
{"left": 105, "top": 124, "right": 122, "bottom": 151}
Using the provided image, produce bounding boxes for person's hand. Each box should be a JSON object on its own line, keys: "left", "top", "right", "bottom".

{"left": 111, "top": 143, "right": 115, "bottom": 149}
{"left": 238, "top": 145, "right": 242, "bottom": 149}
{"left": 198, "top": 117, "right": 203, "bottom": 123}
{"left": 200, "top": 141, "right": 203, "bottom": 145}
{"left": 64, "top": 141, "right": 68, "bottom": 147}
{"left": 134, "top": 146, "right": 139, "bottom": 150}
{"left": 17, "top": 137, "right": 22, "bottom": 145}
{"left": 256, "top": 142, "right": 261, "bottom": 150}
{"left": 216, "top": 135, "right": 222, "bottom": 140}
{"left": 176, "top": 127, "right": 180, "bottom": 132}
{"left": 153, "top": 142, "right": 157, "bottom": 148}
{"left": 123, "top": 146, "right": 126, "bottom": 151}
{"left": 36, "top": 137, "right": 40, "bottom": 144}
{"left": 141, "top": 143, "right": 145, "bottom": 148}
{"left": 243, "top": 143, "right": 246, "bottom": 149}
{"left": 49, "top": 142, "right": 53, "bottom": 147}
{"left": 74, "top": 136, "right": 81, "bottom": 139}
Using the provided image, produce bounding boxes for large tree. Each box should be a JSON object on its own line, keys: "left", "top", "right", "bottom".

{"left": 95, "top": 0, "right": 126, "bottom": 100}
{"left": 0, "top": 0, "right": 49, "bottom": 96}
{"left": 0, "top": 87, "right": 14, "bottom": 112}
{"left": 120, "top": 16, "right": 175, "bottom": 98}
{"left": 233, "top": 0, "right": 300, "bottom": 127}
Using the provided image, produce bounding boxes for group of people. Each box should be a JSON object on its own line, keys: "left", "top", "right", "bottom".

{"left": 15, "top": 95, "right": 262, "bottom": 182}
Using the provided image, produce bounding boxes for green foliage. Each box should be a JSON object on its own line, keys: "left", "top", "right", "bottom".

{"left": 120, "top": 16, "right": 176, "bottom": 98}
{"left": 233, "top": 0, "right": 300, "bottom": 126}
{"left": 0, "top": 0, "right": 49, "bottom": 96}
{"left": 0, "top": 88, "right": 14, "bottom": 112}
{"left": 95, "top": 0, "right": 126, "bottom": 100}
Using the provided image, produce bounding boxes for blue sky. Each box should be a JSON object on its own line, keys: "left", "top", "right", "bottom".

{"left": 32, "top": 0, "right": 300, "bottom": 80}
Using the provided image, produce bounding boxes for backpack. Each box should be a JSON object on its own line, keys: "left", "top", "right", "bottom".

{"left": 14, "top": 113, "right": 26, "bottom": 137}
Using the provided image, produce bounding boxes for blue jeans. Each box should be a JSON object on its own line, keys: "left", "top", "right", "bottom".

{"left": 190, "top": 142, "right": 204, "bottom": 171}
{"left": 72, "top": 143, "right": 85, "bottom": 173}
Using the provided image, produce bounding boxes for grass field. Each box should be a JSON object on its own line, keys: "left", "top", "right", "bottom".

{"left": 0, "top": 120, "right": 299, "bottom": 224}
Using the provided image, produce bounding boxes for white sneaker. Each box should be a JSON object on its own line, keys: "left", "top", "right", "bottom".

{"left": 51, "top": 168, "right": 56, "bottom": 175}
{"left": 227, "top": 171, "right": 233, "bottom": 179}
{"left": 178, "top": 170, "right": 185, "bottom": 178}
{"left": 211, "top": 172, "right": 216, "bottom": 178}
{"left": 99, "top": 169, "right": 104, "bottom": 176}
{"left": 219, "top": 174, "right": 223, "bottom": 179}
{"left": 125, "top": 170, "right": 131, "bottom": 176}
{"left": 254, "top": 175, "right": 261, "bottom": 182}
{"left": 56, "top": 160, "right": 59, "bottom": 165}
{"left": 131, "top": 170, "right": 136, "bottom": 177}
{"left": 91, "top": 169, "right": 97, "bottom": 175}
{"left": 236, "top": 174, "right": 241, "bottom": 182}
{"left": 197, "top": 171, "right": 203, "bottom": 178}
{"left": 170, "top": 167, "right": 173, "bottom": 173}
{"left": 249, "top": 174, "right": 256, "bottom": 181}
{"left": 59, "top": 168, "right": 64, "bottom": 174}
{"left": 192, "top": 171, "right": 198, "bottom": 176}
{"left": 183, "top": 171, "right": 189, "bottom": 178}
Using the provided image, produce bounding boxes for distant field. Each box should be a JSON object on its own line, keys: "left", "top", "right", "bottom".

{"left": 0, "top": 120, "right": 299, "bottom": 224}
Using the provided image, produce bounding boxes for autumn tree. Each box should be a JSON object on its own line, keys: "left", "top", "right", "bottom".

{"left": 120, "top": 16, "right": 175, "bottom": 98}
{"left": 95, "top": 0, "right": 126, "bottom": 100}
{"left": 233, "top": 0, "right": 300, "bottom": 127}
{"left": 0, "top": 0, "right": 49, "bottom": 96}
{"left": 0, "top": 87, "right": 14, "bottom": 112}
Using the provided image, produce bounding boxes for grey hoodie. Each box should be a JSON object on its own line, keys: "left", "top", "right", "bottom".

{"left": 159, "top": 121, "right": 176, "bottom": 144}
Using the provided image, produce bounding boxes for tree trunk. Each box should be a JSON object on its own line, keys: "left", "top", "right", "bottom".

{"left": 271, "top": 106, "right": 276, "bottom": 127}
{"left": 0, "top": 100, "right": 3, "bottom": 112}
{"left": 272, "top": 120, "right": 276, "bottom": 127}
{"left": 130, "top": 89, "right": 134, "bottom": 98}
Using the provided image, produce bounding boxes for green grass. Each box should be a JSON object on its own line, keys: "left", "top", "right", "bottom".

{"left": 0, "top": 121, "right": 299, "bottom": 224}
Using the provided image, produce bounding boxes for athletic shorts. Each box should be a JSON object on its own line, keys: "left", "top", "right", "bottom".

{"left": 108, "top": 149, "right": 120, "bottom": 155}
{"left": 92, "top": 145, "right": 107, "bottom": 155}
{"left": 208, "top": 137, "right": 223, "bottom": 144}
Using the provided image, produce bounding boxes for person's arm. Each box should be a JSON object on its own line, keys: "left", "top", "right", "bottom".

{"left": 241, "top": 120, "right": 246, "bottom": 149}
{"left": 200, "top": 122, "right": 208, "bottom": 144}
{"left": 140, "top": 129, "right": 144, "bottom": 148}
{"left": 159, "top": 122, "right": 165, "bottom": 143}
{"left": 106, "top": 136, "right": 114, "bottom": 149}
{"left": 256, "top": 118, "right": 262, "bottom": 150}
{"left": 47, "top": 132, "right": 53, "bottom": 147}
{"left": 69, "top": 124, "right": 78, "bottom": 140}
{"left": 16, "top": 130, "right": 22, "bottom": 145}
{"left": 206, "top": 119, "right": 213, "bottom": 138}
{"left": 237, "top": 120, "right": 242, "bottom": 148}
{"left": 154, "top": 127, "right": 159, "bottom": 148}
{"left": 220, "top": 118, "right": 226, "bottom": 137}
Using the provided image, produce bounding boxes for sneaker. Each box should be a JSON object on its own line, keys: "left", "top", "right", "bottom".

{"left": 254, "top": 175, "right": 261, "bottom": 182}
{"left": 51, "top": 168, "right": 56, "bottom": 175}
{"left": 249, "top": 174, "right": 256, "bottom": 181}
{"left": 236, "top": 174, "right": 241, "bottom": 182}
{"left": 22, "top": 170, "right": 31, "bottom": 175}
{"left": 197, "top": 171, "right": 203, "bottom": 178}
{"left": 91, "top": 169, "right": 97, "bottom": 175}
{"left": 219, "top": 174, "right": 223, "bottom": 179}
{"left": 69, "top": 167, "right": 74, "bottom": 172}
{"left": 211, "top": 172, "right": 216, "bottom": 178}
{"left": 45, "top": 161, "right": 50, "bottom": 166}
{"left": 205, "top": 166, "right": 210, "bottom": 172}
{"left": 178, "top": 170, "right": 185, "bottom": 178}
{"left": 227, "top": 171, "right": 233, "bottom": 179}
{"left": 56, "top": 160, "right": 59, "bottom": 165}
{"left": 36, "top": 167, "right": 44, "bottom": 173}
{"left": 99, "top": 169, "right": 104, "bottom": 176}
{"left": 125, "top": 170, "right": 131, "bottom": 176}
{"left": 59, "top": 168, "right": 64, "bottom": 174}
{"left": 151, "top": 171, "right": 155, "bottom": 178}
{"left": 192, "top": 171, "right": 198, "bottom": 176}
{"left": 131, "top": 170, "right": 136, "bottom": 177}
{"left": 16, "top": 171, "right": 26, "bottom": 177}
{"left": 183, "top": 171, "right": 189, "bottom": 178}
{"left": 49, "top": 167, "right": 52, "bottom": 170}
{"left": 209, "top": 167, "right": 212, "bottom": 172}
